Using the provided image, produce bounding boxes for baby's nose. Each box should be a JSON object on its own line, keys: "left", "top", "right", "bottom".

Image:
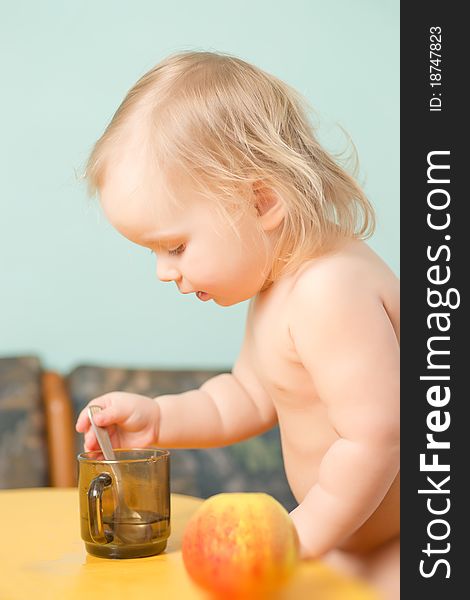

{"left": 156, "top": 259, "right": 181, "bottom": 283}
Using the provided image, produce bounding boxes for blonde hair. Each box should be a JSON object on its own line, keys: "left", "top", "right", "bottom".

{"left": 85, "top": 50, "right": 375, "bottom": 282}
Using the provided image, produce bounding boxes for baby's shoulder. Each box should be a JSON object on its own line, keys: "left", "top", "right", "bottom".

{"left": 289, "top": 239, "right": 398, "bottom": 308}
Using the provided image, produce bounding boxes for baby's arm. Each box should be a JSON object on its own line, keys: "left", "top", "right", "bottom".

{"left": 288, "top": 267, "right": 400, "bottom": 558}
{"left": 76, "top": 338, "right": 276, "bottom": 450}
{"left": 156, "top": 347, "right": 277, "bottom": 447}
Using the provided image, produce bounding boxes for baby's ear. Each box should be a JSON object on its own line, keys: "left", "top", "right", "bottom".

{"left": 253, "top": 183, "right": 285, "bottom": 231}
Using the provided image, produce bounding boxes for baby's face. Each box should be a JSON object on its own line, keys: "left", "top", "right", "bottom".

{"left": 99, "top": 160, "right": 271, "bottom": 306}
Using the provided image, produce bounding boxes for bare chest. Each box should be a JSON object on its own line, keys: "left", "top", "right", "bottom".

{"left": 245, "top": 290, "right": 337, "bottom": 499}
{"left": 246, "top": 291, "right": 310, "bottom": 401}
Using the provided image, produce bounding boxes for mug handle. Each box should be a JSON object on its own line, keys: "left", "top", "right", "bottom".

{"left": 87, "top": 472, "right": 113, "bottom": 544}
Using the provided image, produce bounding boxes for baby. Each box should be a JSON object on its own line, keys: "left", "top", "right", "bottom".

{"left": 76, "top": 51, "right": 400, "bottom": 597}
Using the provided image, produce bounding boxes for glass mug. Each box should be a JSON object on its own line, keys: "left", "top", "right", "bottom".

{"left": 78, "top": 448, "right": 170, "bottom": 559}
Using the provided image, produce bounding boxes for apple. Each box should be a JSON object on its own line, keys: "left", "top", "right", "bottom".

{"left": 182, "top": 492, "right": 300, "bottom": 598}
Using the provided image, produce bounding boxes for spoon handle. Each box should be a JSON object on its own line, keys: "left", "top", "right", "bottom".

{"left": 87, "top": 405, "right": 125, "bottom": 498}
{"left": 88, "top": 405, "right": 116, "bottom": 461}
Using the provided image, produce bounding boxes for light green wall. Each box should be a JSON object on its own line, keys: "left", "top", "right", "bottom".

{"left": 0, "top": 0, "right": 399, "bottom": 373}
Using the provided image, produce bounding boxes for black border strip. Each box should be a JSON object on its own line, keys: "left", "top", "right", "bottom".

{"left": 401, "top": 3, "right": 466, "bottom": 596}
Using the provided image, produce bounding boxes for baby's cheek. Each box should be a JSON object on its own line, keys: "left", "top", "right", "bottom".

{"left": 189, "top": 254, "right": 226, "bottom": 282}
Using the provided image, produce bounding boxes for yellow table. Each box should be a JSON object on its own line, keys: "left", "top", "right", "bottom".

{"left": 0, "top": 488, "right": 378, "bottom": 599}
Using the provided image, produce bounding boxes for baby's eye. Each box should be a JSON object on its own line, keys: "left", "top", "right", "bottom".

{"left": 168, "top": 244, "right": 186, "bottom": 256}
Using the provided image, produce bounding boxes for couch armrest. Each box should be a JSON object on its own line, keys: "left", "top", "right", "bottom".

{"left": 42, "top": 372, "right": 76, "bottom": 487}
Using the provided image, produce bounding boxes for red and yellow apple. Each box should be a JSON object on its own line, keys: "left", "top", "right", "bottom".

{"left": 182, "top": 492, "right": 300, "bottom": 598}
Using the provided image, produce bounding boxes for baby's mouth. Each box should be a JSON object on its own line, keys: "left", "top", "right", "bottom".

{"left": 196, "top": 291, "right": 211, "bottom": 302}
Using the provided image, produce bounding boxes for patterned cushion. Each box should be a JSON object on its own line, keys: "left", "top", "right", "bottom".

{"left": 68, "top": 365, "right": 297, "bottom": 511}
{"left": 0, "top": 356, "right": 49, "bottom": 489}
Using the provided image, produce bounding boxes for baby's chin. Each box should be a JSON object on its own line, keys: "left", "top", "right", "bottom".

{"left": 215, "top": 299, "right": 239, "bottom": 307}
{"left": 214, "top": 292, "right": 257, "bottom": 307}
{"left": 209, "top": 280, "right": 267, "bottom": 306}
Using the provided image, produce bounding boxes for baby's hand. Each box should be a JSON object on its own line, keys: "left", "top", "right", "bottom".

{"left": 75, "top": 392, "right": 161, "bottom": 451}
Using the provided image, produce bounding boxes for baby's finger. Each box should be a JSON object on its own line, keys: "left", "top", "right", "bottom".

{"left": 75, "top": 407, "right": 91, "bottom": 433}
{"left": 75, "top": 398, "right": 108, "bottom": 432}
{"left": 84, "top": 429, "right": 99, "bottom": 452}
{"left": 91, "top": 404, "right": 125, "bottom": 428}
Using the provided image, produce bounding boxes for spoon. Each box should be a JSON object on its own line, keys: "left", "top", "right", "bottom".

{"left": 87, "top": 405, "right": 153, "bottom": 544}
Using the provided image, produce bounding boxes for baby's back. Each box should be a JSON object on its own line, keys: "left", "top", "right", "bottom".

{"left": 344, "top": 239, "right": 400, "bottom": 342}
{"left": 246, "top": 238, "right": 400, "bottom": 554}
{"left": 332, "top": 240, "right": 400, "bottom": 552}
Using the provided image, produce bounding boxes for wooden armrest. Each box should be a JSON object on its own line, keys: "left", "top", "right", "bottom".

{"left": 42, "top": 371, "right": 77, "bottom": 487}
